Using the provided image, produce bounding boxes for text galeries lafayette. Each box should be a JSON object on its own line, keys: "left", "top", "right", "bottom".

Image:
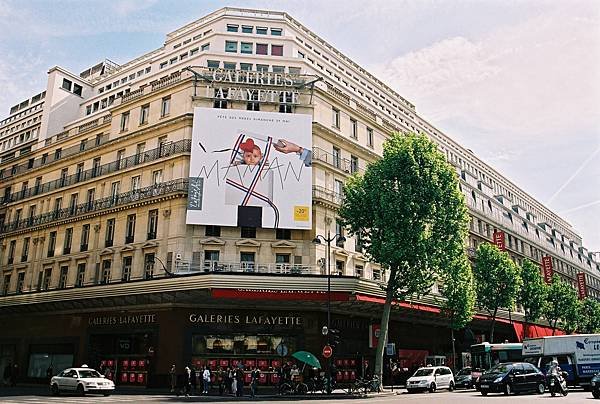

{"left": 189, "top": 313, "right": 302, "bottom": 326}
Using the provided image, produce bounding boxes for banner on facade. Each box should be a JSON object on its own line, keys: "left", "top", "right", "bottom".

{"left": 542, "top": 256, "right": 553, "bottom": 284}
{"left": 577, "top": 272, "right": 587, "bottom": 300}
{"left": 187, "top": 108, "right": 312, "bottom": 229}
{"left": 368, "top": 324, "right": 381, "bottom": 349}
{"left": 492, "top": 230, "right": 506, "bottom": 251}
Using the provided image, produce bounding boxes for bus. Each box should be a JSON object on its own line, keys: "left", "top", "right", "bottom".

{"left": 470, "top": 342, "right": 523, "bottom": 381}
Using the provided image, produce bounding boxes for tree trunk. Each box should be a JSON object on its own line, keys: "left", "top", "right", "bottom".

{"left": 374, "top": 273, "right": 395, "bottom": 391}
{"left": 489, "top": 307, "right": 498, "bottom": 343}
{"left": 552, "top": 320, "right": 557, "bottom": 336}
{"left": 451, "top": 328, "right": 457, "bottom": 372}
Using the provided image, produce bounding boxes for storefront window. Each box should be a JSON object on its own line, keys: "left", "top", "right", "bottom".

{"left": 192, "top": 334, "right": 295, "bottom": 356}
{"left": 27, "top": 353, "right": 73, "bottom": 378}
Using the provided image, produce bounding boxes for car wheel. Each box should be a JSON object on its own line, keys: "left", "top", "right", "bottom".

{"left": 429, "top": 383, "right": 436, "bottom": 393}
{"left": 50, "top": 384, "right": 60, "bottom": 396}
{"left": 504, "top": 383, "right": 511, "bottom": 396}
{"left": 449, "top": 381, "right": 454, "bottom": 392}
{"left": 537, "top": 382, "right": 545, "bottom": 394}
{"left": 481, "top": 391, "right": 488, "bottom": 396}
{"left": 76, "top": 384, "right": 85, "bottom": 396}
{"left": 103, "top": 393, "right": 111, "bottom": 397}
{"left": 593, "top": 390, "right": 600, "bottom": 399}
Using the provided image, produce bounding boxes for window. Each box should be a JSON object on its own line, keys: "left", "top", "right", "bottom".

{"left": 240, "top": 63, "right": 252, "bottom": 71}
{"left": 335, "top": 220, "right": 345, "bottom": 247}
{"left": 152, "top": 170, "right": 162, "bottom": 185}
{"left": 332, "top": 147, "right": 341, "bottom": 168}
{"left": 2, "top": 274, "right": 10, "bottom": 295}
{"left": 204, "top": 250, "right": 220, "bottom": 270}
{"left": 148, "top": 209, "right": 158, "bottom": 240}
{"left": 135, "top": 142, "right": 145, "bottom": 164}
{"left": 276, "top": 228, "right": 291, "bottom": 240}
{"left": 190, "top": 47, "right": 199, "bottom": 56}
{"left": 59, "top": 266, "right": 68, "bottom": 289}
{"left": 271, "top": 28, "right": 282, "bottom": 36}
{"left": 76, "top": 162, "right": 84, "bottom": 181}
{"left": 63, "top": 228, "right": 73, "bottom": 254}
{"left": 207, "top": 60, "right": 220, "bottom": 69}
{"left": 131, "top": 175, "right": 141, "bottom": 191}
{"left": 241, "top": 226, "right": 256, "bottom": 238}
{"left": 144, "top": 253, "right": 155, "bottom": 279}
{"left": 334, "top": 179, "right": 344, "bottom": 196}
{"left": 48, "top": 231, "right": 57, "bottom": 257}
{"left": 223, "top": 62, "right": 236, "bottom": 70}
{"left": 85, "top": 188, "right": 95, "bottom": 210}
{"left": 240, "top": 252, "right": 255, "bottom": 270}
{"left": 271, "top": 45, "right": 283, "bottom": 56}
{"left": 120, "top": 112, "right": 129, "bottom": 132}
{"left": 81, "top": 224, "right": 90, "bottom": 251}
{"left": 160, "top": 61, "right": 168, "bottom": 69}
{"left": 289, "top": 67, "right": 301, "bottom": 75}
{"left": 140, "top": 104, "right": 149, "bottom": 124}
{"left": 125, "top": 214, "right": 136, "bottom": 243}
{"left": 272, "top": 65, "right": 285, "bottom": 73}
{"left": 21, "top": 237, "right": 30, "bottom": 262}
{"left": 73, "top": 84, "right": 82, "bottom": 96}
{"left": 242, "top": 25, "right": 253, "bottom": 33}
{"left": 110, "top": 181, "right": 119, "bottom": 203}
{"left": 16, "top": 272, "right": 25, "bottom": 293}
{"left": 373, "top": 268, "right": 382, "bottom": 281}
{"left": 213, "top": 88, "right": 228, "bottom": 109}
{"left": 350, "top": 155, "right": 359, "bottom": 173}
{"left": 101, "top": 260, "right": 111, "bottom": 284}
{"left": 61, "top": 78, "right": 72, "bottom": 91}
{"left": 256, "top": 64, "right": 269, "bottom": 72}
{"left": 241, "top": 42, "right": 253, "bottom": 54}
{"left": 122, "top": 256, "right": 132, "bottom": 282}
{"left": 105, "top": 218, "right": 115, "bottom": 247}
{"left": 7, "top": 240, "right": 16, "bottom": 264}
{"left": 279, "top": 92, "right": 293, "bottom": 113}
{"left": 76, "top": 263, "right": 86, "bottom": 287}
{"left": 367, "top": 127, "right": 374, "bottom": 148}
{"left": 332, "top": 108, "right": 340, "bottom": 128}
{"left": 54, "top": 148, "right": 62, "bottom": 160}
{"left": 201, "top": 43, "right": 210, "bottom": 52}
{"left": 205, "top": 225, "right": 221, "bottom": 237}
{"left": 355, "top": 265, "right": 364, "bottom": 277}
{"left": 225, "top": 41, "right": 237, "bottom": 52}
{"left": 256, "top": 27, "right": 268, "bottom": 35}
{"left": 247, "top": 90, "right": 260, "bottom": 111}
{"left": 335, "top": 260, "right": 345, "bottom": 275}
{"left": 276, "top": 254, "right": 290, "bottom": 263}
{"left": 226, "top": 24, "right": 238, "bottom": 32}
{"left": 256, "top": 43, "right": 268, "bottom": 55}
{"left": 161, "top": 96, "right": 170, "bottom": 117}
{"left": 350, "top": 119, "right": 357, "bottom": 139}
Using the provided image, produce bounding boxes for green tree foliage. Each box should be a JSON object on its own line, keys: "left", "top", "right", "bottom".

{"left": 339, "top": 132, "right": 470, "bottom": 384}
{"left": 473, "top": 243, "right": 522, "bottom": 342}
{"left": 579, "top": 297, "right": 600, "bottom": 334}
{"left": 544, "top": 275, "right": 581, "bottom": 335}
{"left": 518, "top": 259, "right": 548, "bottom": 338}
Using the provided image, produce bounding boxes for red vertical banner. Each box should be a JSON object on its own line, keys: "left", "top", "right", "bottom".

{"left": 577, "top": 273, "right": 587, "bottom": 300}
{"left": 492, "top": 231, "right": 506, "bottom": 251}
{"left": 368, "top": 324, "right": 381, "bottom": 348}
{"left": 541, "top": 256, "right": 553, "bottom": 284}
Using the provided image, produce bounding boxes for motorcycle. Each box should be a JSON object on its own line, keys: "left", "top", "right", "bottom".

{"left": 548, "top": 371, "right": 568, "bottom": 397}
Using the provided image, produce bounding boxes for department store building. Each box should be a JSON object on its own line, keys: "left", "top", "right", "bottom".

{"left": 0, "top": 7, "right": 598, "bottom": 387}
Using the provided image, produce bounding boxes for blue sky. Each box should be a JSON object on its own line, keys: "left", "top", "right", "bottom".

{"left": 1, "top": 0, "right": 599, "bottom": 252}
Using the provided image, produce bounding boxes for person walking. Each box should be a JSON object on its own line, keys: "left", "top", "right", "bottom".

{"left": 190, "top": 366, "right": 198, "bottom": 394}
{"left": 202, "top": 366, "right": 211, "bottom": 394}
{"left": 169, "top": 364, "right": 176, "bottom": 393}
{"left": 3, "top": 362, "right": 11, "bottom": 387}
{"left": 231, "top": 367, "right": 237, "bottom": 396}
{"left": 250, "top": 366, "right": 260, "bottom": 398}
{"left": 183, "top": 366, "right": 192, "bottom": 397}
{"left": 10, "top": 364, "right": 18, "bottom": 387}
{"left": 235, "top": 367, "right": 244, "bottom": 397}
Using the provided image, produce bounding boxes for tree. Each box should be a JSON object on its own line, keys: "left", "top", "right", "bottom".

{"left": 439, "top": 256, "right": 476, "bottom": 371}
{"left": 579, "top": 297, "right": 600, "bottom": 334}
{"left": 472, "top": 243, "right": 522, "bottom": 343}
{"left": 518, "top": 259, "right": 548, "bottom": 339}
{"left": 339, "top": 132, "right": 470, "bottom": 385}
{"left": 544, "top": 275, "right": 581, "bottom": 335}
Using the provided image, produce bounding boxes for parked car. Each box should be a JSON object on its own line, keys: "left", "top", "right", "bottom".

{"left": 591, "top": 373, "right": 600, "bottom": 399}
{"left": 50, "top": 366, "right": 115, "bottom": 396}
{"left": 477, "top": 362, "right": 545, "bottom": 396}
{"left": 454, "top": 367, "right": 473, "bottom": 389}
{"left": 406, "top": 366, "right": 454, "bottom": 393}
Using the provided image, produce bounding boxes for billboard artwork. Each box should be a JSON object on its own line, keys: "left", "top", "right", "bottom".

{"left": 187, "top": 108, "right": 312, "bottom": 229}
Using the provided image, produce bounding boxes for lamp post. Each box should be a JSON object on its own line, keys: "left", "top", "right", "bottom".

{"left": 312, "top": 230, "right": 345, "bottom": 394}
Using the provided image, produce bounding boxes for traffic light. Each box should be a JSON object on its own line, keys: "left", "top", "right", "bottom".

{"left": 329, "top": 328, "right": 341, "bottom": 347}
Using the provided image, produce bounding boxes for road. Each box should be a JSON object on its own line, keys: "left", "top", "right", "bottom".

{"left": 0, "top": 388, "right": 594, "bottom": 403}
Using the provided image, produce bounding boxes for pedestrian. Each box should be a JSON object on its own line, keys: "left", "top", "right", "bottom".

{"left": 250, "top": 366, "right": 260, "bottom": 398}
{"left": 225, "top": 366, "right": 232, "bottom": 394}
{"left": 202, "top": 365, "right": 211, "bottom": 394}
{"left": 235, "top": 367, "right": 244, "bottom": 397}
{"left": 277, "top": 365, "right": 285, "bottom": 394}
{"left": 10, "top": 364, "right": 19, "bottom": 387}
{"left": 216, "top": 366, "right": 224, "bottom": 395}
{"left": 231, "top": 368, "right": 237, "bottom": 396}
{"left": 190, "top": 366, "right": 198, "bottom": 394}
{"left": 183, "top": 366, "right": 192, "bottom": 397}
{"left": 169, "top": 364, "right": 176, "bottom": 393}
{"left": 3, "top": 362, "right": 11, "bottom": 387}
{"left": 46, "top": 364, "right": 54, "bottom": 383}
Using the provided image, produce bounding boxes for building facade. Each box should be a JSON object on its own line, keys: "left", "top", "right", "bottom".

{"left": 0, "top": 7, "right": 598, "bottom": 386}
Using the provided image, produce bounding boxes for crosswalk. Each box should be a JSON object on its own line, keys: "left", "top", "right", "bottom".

{"left": 0, "top": 395, "right": 173, "bottom": 403}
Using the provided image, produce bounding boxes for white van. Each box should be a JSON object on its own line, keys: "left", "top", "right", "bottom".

{"left": 406, "top": 366, "right": 455, "bottom": 393}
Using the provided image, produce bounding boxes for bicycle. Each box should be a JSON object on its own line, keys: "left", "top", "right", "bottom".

{"left": 279, "top": 379, "right": 308, "bottom": 395}
{"left": 306, "top": 376, "right": 327, "bottom": 394}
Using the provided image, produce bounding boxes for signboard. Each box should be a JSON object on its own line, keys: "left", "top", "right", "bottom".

{"left": 542, "top": 256, "right": 553, "bottom": 284}
{"left": 577, "top": 273, "right": 587, "bottom": 300}
{"left": 492, "top": 230, "right": 506, "bottom": 251}
{"left": 522, "top": 340, "right": 544, "bottom": 356}
{"left": 323, "top": 345, "right": 333, "bottom": 358}
{"left": 187, "top": 108, "right": 312, "bottom": 229}
{"left": 575, "top": 336, "right": 600, "bottom": 376}
{"left": 369, "top": 324, "right": 381, "bottom": 348}
{"left": 386, "top": 343, "right": 396, "bottom": 356}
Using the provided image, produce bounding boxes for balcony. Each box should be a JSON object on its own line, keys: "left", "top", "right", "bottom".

{"left": 313, "top": 185, "right": 343, "bottom": 206}
{"left": 176, "top": 261, "right": 320, "bottom": 276}
{"left": 0, "top": 178, "right": 188, "bottom": 234}
{"left": 1, "top": 139, "right": 191, "bottom": 205}
{"left": 312, "top": 147, "right": 364, "bottom": 174}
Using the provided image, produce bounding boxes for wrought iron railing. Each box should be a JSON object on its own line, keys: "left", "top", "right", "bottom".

{"left": 174, "top": 261, "right": 321, "bottom": 276}
{"left": 313, "top": 185, "right": 343, "bottom": 206}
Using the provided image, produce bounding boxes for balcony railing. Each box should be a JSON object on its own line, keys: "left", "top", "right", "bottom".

{"left": 175, "top": 261, "right": 321, "bottom": 276}
{"left": 313, "top": 185, "right": 343, "bottom": 206}
{"left": 312, "top": 147, "right": 364, "bottom": 174}
{"left": 1, "top": 179, "right": 188, "bottom": 234}
{"left": 1, "top": 139, "right": 191, "bottom": 205}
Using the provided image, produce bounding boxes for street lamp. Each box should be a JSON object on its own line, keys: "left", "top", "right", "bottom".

{"left": 312, "top": 230, "right": 345, "bottom": 393}
{"left": 151, "top": 255, "right": 176, "bottom": 277}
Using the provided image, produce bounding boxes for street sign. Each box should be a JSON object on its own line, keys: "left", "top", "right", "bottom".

{"left": 323, "top": 344, "right": 333, "bottom": 358}
{"left": 386, "top": 343, "right": 396, "bottom": 356}
{"left": 276, "top": 343, "right": 288, "bottom": 357}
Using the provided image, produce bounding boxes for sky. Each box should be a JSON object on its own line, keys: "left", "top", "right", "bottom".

{"left": 0, "top": 0, "right": 598, "bottom": 252}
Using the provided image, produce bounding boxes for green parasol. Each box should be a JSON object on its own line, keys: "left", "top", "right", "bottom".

{"left": 292, "top": 351, "right": 321, "bottom": 369}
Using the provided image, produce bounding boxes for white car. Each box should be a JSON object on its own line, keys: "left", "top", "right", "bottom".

{"left": 406, "top": 366, "right": 455, "bottom": 393}
{"left": 50, "top": 367, "right": 115, "bottom": 396}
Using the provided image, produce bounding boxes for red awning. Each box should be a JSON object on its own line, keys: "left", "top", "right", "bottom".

{"left": 354, "top": 294, "right": 441, "bottom": 313}
{"left": 513, "top": 322, "right": 566, "bottom": 341}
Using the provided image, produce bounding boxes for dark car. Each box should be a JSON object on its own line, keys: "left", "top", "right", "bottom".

{"left": 454, "top": 367, "right": 473, "bottom": 389}
{"left": 478, "top": 362, "right": 546, "bottom": 396}
{"left": 591, "top": 373, "right": 600, "bottom": 399}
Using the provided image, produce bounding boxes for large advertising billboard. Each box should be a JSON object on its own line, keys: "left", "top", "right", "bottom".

{"left": 186, "top": 108, "right": 312, "bottom": 229}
